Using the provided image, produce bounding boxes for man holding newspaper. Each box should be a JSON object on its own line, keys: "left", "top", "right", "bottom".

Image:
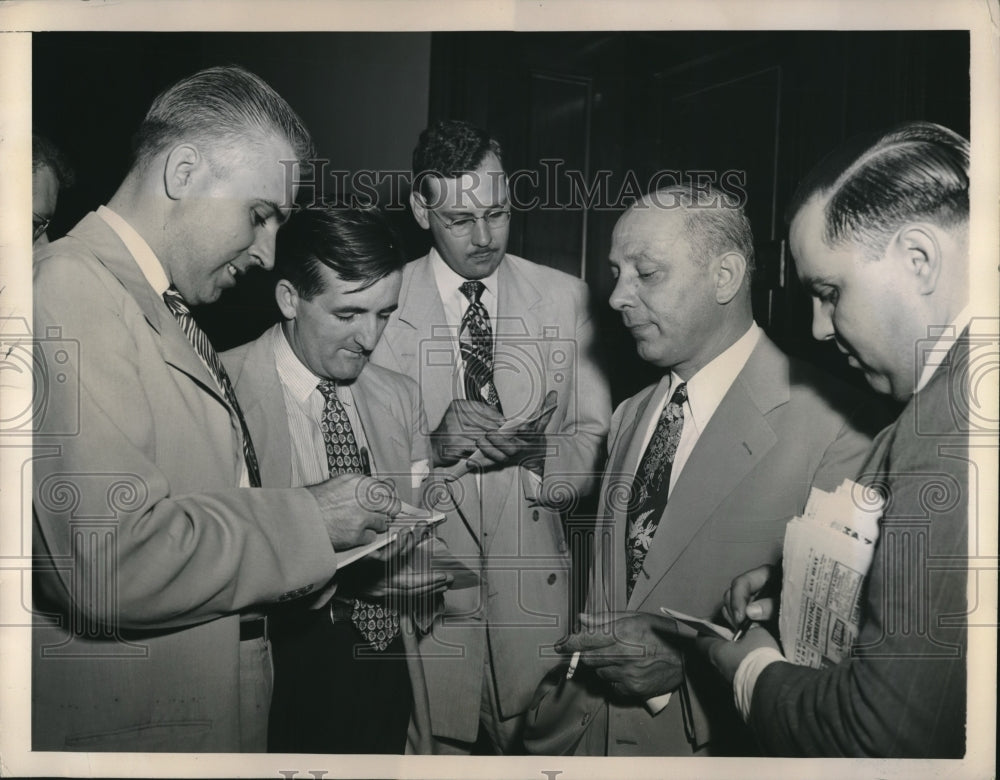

{"left": 699, "top": 121, "right": 972, "bottom": 757}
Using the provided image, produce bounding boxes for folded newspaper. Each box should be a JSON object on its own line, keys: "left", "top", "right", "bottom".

{"left": 778, "top": 478, "right": 883, "bottom": 669}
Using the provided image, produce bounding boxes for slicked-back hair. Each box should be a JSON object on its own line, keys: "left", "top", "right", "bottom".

{"left": 275, "top": 204, "right": 406, "bottom": 301}
{"left": 131, "top": 65, "right": 314, "bottom": 173}
{"left": 32, "top": 133, "right": 75, "bottom": 188}
{"left": 645, "top": 183, "right": 756, "bottom": 277}
{"left": 412, "top": 119, "right": 503, "bottom": 199}
{"left": 785, "top": 121, "right": 969, "bottom": 257}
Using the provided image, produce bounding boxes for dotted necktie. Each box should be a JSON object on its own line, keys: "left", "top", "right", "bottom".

{"left": 625, "top": 382, "right": 687, "bottom": 601}
{"left": 318, "top": 380, "right": 400, "bottom": 652}
{"left": 162, "top": 288, "right": 261, "bottom": 487}
{"left": 458, "top": 280, "right": 503, "bottom": 414}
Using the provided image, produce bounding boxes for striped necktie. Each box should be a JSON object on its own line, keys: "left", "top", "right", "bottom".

{"left": 317, "top": 380, "right": 400, "bottom": 652}
{"left": 162, "top": 287, "right": 261, "bottom": 487}
{"left": 625, "top": 382, "right": 687, "bottom": 601}
{"left": 458, "top": 280, "right": 503, "bottom": 413}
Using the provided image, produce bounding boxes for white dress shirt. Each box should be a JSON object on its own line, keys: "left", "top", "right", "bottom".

{"left": 271, "top": 324, "right": 372, "bottom": 486}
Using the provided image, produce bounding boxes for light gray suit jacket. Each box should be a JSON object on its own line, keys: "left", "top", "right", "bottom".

{"left": 370, "top": 252, "right": 612, "bottom": 742}
{"left": 223, "top": 325, "right": 438, "bottom": 752}
{"left": 526, "top": 334, "right": 878, "bottom": 755}
{"left": 31, "top": 213, "right": 337, "bottom": 752}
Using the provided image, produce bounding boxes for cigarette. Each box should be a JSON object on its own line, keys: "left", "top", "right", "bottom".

{"left": 565, "top": 650, "right": 581, "bottom": 680}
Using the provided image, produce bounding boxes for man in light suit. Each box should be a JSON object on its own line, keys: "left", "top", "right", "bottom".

{"left": 31, "top": 66, "right": 396, "bottom": 752}
{"left": 527, "top": 184, "right": 878, "bottom": 755}
{"left": 370, "top": 120, "right": 612, "bottom": 753}
{"left": 699, "top": 122, "right": 972, "bottom": 757}
{"left": 223, "top": 205, "right": 449, "bottom": 754}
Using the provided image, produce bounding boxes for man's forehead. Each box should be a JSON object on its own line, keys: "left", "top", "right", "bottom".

{"left": 426, "top": 168, "right": 508, "bottom": 211}
{"left": 611, "top": 206, "right": 687, "bottom": 258}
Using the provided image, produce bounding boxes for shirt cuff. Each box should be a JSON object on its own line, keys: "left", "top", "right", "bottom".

{"left": 733, "top": 646, "right": 786, "bottom": 722}
{"left": 645, "top": 692, "right": 672, "bottom": 715}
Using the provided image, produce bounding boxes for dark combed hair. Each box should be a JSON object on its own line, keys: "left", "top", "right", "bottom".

{"left": 275, "top": 205, "right": 406, "bottom": 300}
{"left": 648, "top": 183, "right": 756, "bottom": 276}
{"left": 785, "top": 121, "right": 969, "bottom": 256}
{"left": 131, "top": 65, "right": 314, "bottom": 171}
{"left": 32, "top": 133, "right": 75, "bottom": 188}
{"left": 412, "top": 119, "right": 503, "bottom": 198}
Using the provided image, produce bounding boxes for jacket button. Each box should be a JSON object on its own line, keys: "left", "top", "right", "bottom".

{"left": 547, "top": 573, "right": 557, "bottom": 585}
{"left": 532, "top": 510, "right": 540, "bottom": 521}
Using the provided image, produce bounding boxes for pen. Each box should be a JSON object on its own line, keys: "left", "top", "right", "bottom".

{"left": 565, "top": 650, "right": 581, "bottom": 680}
{"left": 732, "top": 577, "right": 779, "bottom": 642}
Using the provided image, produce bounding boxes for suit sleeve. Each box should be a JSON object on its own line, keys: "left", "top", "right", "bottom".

{"left": 748, "top": 409, "right": 968, "bottom": 757}
{"left": 32, "top": 254, "right": 338, "bottom": 631}
{"left": 539, "top": 281, "right": 611, "bottom": 508}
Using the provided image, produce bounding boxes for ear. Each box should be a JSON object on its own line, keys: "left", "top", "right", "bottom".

{"left": 714, "top": 251, "right": 748, "bottom": 304}
{"left": 891, "top": 223, "right": 941, "bottom": 295}
{"left": 163, "top": 144, "right": 205, "bottom": 200}
{"left": 410, "top": 190, "right": 431, "bottom": 230}
{"left": 275, "top": 278, "right": 300, "bottom": 320}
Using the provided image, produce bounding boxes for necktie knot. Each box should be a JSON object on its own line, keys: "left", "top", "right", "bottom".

{"left": 162, "top": 287, "right": 191, "bottom": 317}
{"left": 670, "top": 382, "right": 688, "bottom": 407}
{"left": 459, "top": 280, "right": 486, "bottom": 305}
{"left": 317, "top": 378, "right": 338, "bottom": 401}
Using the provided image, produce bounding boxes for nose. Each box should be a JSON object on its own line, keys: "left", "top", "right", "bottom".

{"left": 250, "top": 224, "right": 278, "bottom": 271}
{"left": 608, "top": 273, "right": 632, "bottom": 312}
{"left": 811, "top": 298, "right": 835, "bottom": 342}
{"left": 471, "top": 216, "right": 492, "bottom": 247}
{"left": 354, "top": 315, "right": 380, "bottom": 353}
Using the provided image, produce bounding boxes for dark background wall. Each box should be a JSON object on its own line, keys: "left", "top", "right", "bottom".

{"left": 33, "top": 31, "right": 969, "bottom": 406}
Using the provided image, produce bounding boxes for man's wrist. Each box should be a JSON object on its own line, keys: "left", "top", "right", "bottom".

{"left": 733, "top": 646, "right": 786, "bottom": 722}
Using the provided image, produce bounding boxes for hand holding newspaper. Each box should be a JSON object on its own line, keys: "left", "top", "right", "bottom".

{"left": 778, "top": 479, "right": 883, "bottom": 668}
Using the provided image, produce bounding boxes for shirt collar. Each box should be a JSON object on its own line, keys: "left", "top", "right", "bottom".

{"left": 273, "top": 323, "right": 324, "bottom": 404}
{"left": 97, "top": 205, "right": 171, "bottom": 296}
{"left": 676, "top": 323, "right": 762, "bottom": 433}
{"left": 915, "top": 305, "right": 972, "bottom": 394}
{"left": 429, "top": 246, "right": 500, "bottom": 307}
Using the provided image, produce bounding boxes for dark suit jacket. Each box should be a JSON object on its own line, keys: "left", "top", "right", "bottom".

{"left": 526, "top": 333, "right": 879, "bottom": 755}
{"left": 31, "top": 213, "right": 337, "bottom": 752}
{"left": 748, "top": 334, "right": 969, "bottom": 757}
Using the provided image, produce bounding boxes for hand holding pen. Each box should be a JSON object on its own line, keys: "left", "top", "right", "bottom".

{"left": 723, "top": 564, "right": 779, "bottom": 641}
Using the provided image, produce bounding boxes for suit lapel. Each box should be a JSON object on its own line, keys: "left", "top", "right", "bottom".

{"left": 71, "top": 213, "right": 229, "bottom": 408}
{"left": 353, "top": 369, "right": 409, "bottom": 481}
{"left": 228, "top": 329, "right": 293, "bottom": 488}
{"left": 628, "top": 336, "right": 789, "bottom": 609}
{"left": 603, "top": 382, "right": 666, "bottom": 610}
{"left": 388, "top": 256, "right": 457, "bottom": 428}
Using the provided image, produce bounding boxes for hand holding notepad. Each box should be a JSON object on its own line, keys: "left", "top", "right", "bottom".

{"left": 441, "top": 391, "right": 558, "bottom": 480}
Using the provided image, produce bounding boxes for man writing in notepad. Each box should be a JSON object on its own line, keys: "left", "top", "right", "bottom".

{"left": 223, "top": 204, "right": 451, "bottom": 754}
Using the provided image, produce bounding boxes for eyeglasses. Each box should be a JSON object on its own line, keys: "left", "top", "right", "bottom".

{"left": 429, "top": 208, "right": 510, "bottom": 237}
{"left": 32, "top": 213, "right": 51, "bottom": 242}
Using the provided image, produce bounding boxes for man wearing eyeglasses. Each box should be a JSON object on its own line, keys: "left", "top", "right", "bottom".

{"left": 371, "top": 119, "right": 611, "bottom": 754}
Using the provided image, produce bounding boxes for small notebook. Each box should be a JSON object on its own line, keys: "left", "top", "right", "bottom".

{"left": 334, "top": 502, "right": 445, "bottom": 569}
{"left": 659, "top": 606, "right": 734, "bottom": 641}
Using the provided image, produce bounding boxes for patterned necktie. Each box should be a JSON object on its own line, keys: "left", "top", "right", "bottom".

{"left": 458, "top": 280, "right": 503, "bottom": 414}
{"left": 625, "top": 382, "right": 687, "bottom": 601}
{"left": 162, "top": 288, "right": 261, "bottom": 487}
{"left": 317, "top": 379, "right": 400, "bottom": 652}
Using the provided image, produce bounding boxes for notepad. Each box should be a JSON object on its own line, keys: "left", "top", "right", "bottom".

{"left": 659, "top": 607, "right": 734, "bottom": 641}
{"left": 334, "top": 502, "right": 445, "bottom": 569}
